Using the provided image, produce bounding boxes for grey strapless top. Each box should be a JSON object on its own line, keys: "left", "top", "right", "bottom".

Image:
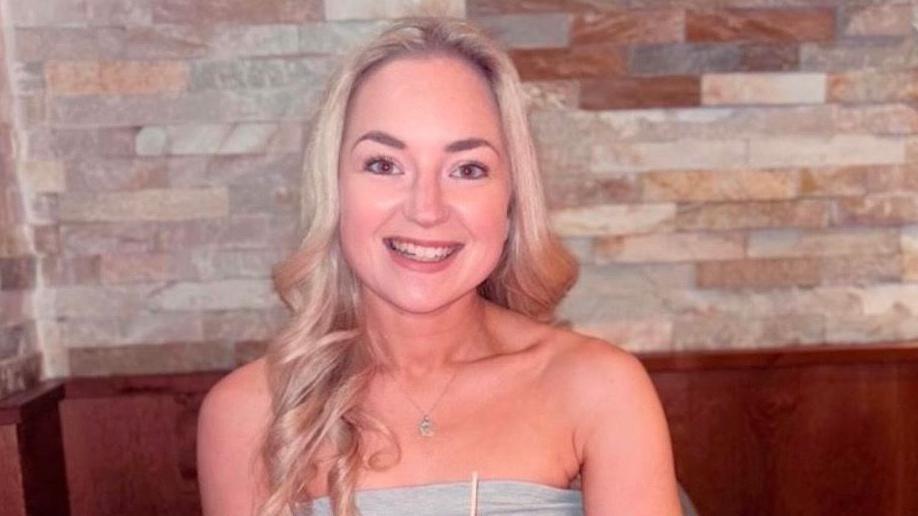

{"left": 301, "top": 480, "right": 583, "bottom": 515}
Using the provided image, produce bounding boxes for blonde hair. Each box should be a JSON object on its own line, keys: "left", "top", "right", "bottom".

{"left": 260, "top": 17, "right": 578, "bottom": 516}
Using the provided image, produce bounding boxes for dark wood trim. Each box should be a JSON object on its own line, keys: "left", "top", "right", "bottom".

{"left": 0, "top": 380, "right": 65, "bottom": 426}
{"left": 53, "top": 343, "right": 918, "bottom": 392}
{"left": 2, "top": 344, "right": 915, "bottom": 407}
{"left": 0, "top": 380, "right": 70, "bottom": 516}
{"left": 64, "top": 370, "right": 226, "bottom": 399}
{"left": 0, "top": 380, "right": 64, "bottom": 425}
{"left": 638, "top": 342, "right": 918, "bottom": 372}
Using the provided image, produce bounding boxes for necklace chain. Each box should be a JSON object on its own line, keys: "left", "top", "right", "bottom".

{"left": 390, "top": 366, "right": 461, "bottom": 438}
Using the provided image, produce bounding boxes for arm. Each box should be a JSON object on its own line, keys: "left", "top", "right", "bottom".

{"left": 571, "top": 342, "right": 682, "bottom": 516}
{"left": 197, "top": 358, "right": 271, "bottom": 516}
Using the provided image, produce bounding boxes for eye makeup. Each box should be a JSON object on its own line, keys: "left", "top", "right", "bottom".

{"left": 362, "top": 154, "right": 402, "bottom": 175}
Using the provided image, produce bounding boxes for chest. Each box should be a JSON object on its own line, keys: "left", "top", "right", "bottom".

{"left": 354, "top": 369, "right": 580, "bottom": 490}
{"left": 364, "top": 368, "right": 578, "bottom": 487}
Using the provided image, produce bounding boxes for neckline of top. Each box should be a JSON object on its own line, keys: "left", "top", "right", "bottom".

{"left": 310, "top": 478, "right": 583, "bottom": 501}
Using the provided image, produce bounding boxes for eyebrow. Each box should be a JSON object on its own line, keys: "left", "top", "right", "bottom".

{"left": 352, "top": 130, "right": 405, "bottom": 150}
{"left": 351, "top": 130, "right": 500, "bottom": 157}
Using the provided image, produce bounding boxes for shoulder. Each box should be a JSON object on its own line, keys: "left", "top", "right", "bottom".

{"left": 550, "top": 332, "right": 644, "bottom": 377}
{"left": 537, "top": 330, "right": 663, "bottom": 454}
{"left": 542, "top": 329, "right": 651, "bottom": 407}
{"left": 200, "top": 356, "right": 271, "bottom": 420}
{"left": 199, "top": 357, "right": 272, "bottom": 447}
{"left": 488, "top": 306, "right": 651, "bottom": 401}
{"left": 197, "top": 357, "right": 272, "bottom": 516}
{"left": 541, "top": 332, "right": 681, "bottom": 514}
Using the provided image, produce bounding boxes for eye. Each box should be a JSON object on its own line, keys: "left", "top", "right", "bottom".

{"left": 450, "top": 162, "right": 489, "bottom": 180}
{"left": 363, "top": 156, "right": 402, "bottom": 175}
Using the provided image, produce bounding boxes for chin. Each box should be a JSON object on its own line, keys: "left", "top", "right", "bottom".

{"left": 391, "top": 291, "right": 467, "bottom": 315}
{"left": 366, "top": 282, "right": 475, "bottom": 316}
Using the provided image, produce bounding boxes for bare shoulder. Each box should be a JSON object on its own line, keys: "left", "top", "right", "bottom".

{"left": 537, "top": 328, "right": 664, "bottom": 460}
{"left": 541, "top": 329, "right": 651, "bottom": 404}
{"left": 197, "top": 357, "right": 272, "bottom": 516}
{"left": 541, "top": 330, "right": 681, "bottom": 514}
{"left": 199, "top": 357, "right": 272, "bottom": 447}
{"left": 488, "top": 305, "right": 649, "bottom": 394}
{"left": 201, "top": 356, "right": 271, "bottom": 418}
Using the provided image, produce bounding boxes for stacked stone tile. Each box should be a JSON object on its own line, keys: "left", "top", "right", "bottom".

{"left": 0, "top": 7, "right": 41, "bottom": 398}
{"left": 0, "top": 0, "right": 915, "bottom": 390}
{"left": 496, "top": 0, "right": 918, "bottom": 350}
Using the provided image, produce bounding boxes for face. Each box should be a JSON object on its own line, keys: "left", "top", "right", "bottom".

{"left": 338, "top": 55, "right": 511, "bottom": 315}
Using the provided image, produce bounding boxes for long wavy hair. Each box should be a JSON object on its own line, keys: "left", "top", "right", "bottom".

{"left": 259, "top": 17, "right": 579, "bottom": 516}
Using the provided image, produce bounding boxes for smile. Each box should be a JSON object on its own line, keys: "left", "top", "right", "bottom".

{"left": 384, "top": 237, "right": 463, "bottom": 263}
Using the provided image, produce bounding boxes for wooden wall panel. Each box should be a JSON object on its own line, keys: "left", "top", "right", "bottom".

{"left": 0, "top": 425, "right": 26, "bottom": 516}
{"left": 0, "top": 382, "right": 69, "bottom": 516}
{"left": 2, "top": 348, "right": 916, "bottom": 516}
{"left": 17, "top": 399, "right": 71, "bottom": 516}
{"left": 60, "top": 394, "right": 205, "bottom": 516}
{"left": 653, "top": 360, "right": 916, "bottom": 516}
{"left": 897, "top": 363, "right": 918, "bottom": 515}
{"left": 783, "top": 365, "right": 900, "bottom": 515}
{"left": 655, "top": 369, "right": 766, "bottom": 515}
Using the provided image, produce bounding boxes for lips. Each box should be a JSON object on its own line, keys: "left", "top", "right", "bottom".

{"left": 384, "top": 236, "right": 464, "bottom": 263}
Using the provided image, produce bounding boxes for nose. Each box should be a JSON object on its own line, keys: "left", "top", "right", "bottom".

{"left": 403, "top": 171, "right": 449, "bottom": 226}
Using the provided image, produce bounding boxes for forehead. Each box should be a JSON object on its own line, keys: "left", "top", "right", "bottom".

{"left": 343, "top": 55, "right": 504, "bottom": 145}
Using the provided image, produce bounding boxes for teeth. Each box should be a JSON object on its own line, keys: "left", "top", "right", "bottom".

{"left": 387, "top": 239, "right": 458, "bottom": 263}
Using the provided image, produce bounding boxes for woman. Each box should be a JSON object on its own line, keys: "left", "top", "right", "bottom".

{"left": 198, "top": 17, "right": 682, "bottom": 516}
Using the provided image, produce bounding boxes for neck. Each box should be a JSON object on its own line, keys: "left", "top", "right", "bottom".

{"left": 361, "top": 290, "right": 494, "bottom": 377}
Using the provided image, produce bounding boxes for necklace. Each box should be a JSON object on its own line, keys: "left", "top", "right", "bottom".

{"left": 390, "top": 366, "right": 461, "bottom": 438}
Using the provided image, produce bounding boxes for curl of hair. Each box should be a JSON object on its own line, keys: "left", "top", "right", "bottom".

{"left": 258, "top": 16, "right": 579, "bottom": 516}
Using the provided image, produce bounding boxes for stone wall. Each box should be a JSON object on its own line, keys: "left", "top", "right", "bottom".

{"left": 527, "top": 2, "right": 918, "bottom": 350}
{"left": 0, "top": 0, "right": 915, "bottom": 384}
{"left": 0, "top": 4, "right": 41, "bottom": 398}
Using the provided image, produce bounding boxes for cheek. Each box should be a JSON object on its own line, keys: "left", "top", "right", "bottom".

{"left": 460, "top": 191, "right": 511, "bottom": 247}
{"left": 338, "top": 179, "right": 387, "bottom": 259}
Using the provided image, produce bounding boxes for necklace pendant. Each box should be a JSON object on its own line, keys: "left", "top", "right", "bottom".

{"left": 418, "top": 415, "right": 435, "bottom": 437}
